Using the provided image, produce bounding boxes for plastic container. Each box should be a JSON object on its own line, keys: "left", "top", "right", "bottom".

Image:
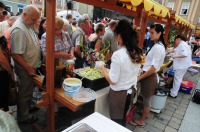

{"left": 151, "top": 88, "right": 167, "bottom": 110}
{"left": 63, "top": 78, "right": 82, "bottom": 97}
{"left": 179, "top": 80, "right": 194, "bottom": 94}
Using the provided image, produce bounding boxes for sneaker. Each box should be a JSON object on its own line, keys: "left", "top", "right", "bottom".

{"left": 18, "top": 115, "right": 38, "bottom": 124}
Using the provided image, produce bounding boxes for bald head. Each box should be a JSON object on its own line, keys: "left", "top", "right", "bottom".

{"left": 21, "top": 5, "right": 40, "bottom": 27}
{"left": 23, "top": 5, "right": 40, "bottom": 15}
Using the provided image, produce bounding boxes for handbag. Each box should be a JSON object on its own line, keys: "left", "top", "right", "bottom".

{"left": 126, "top": 106, "right": 137, "bottom": 124}
{"left": 192, "top": 89, "right": 200, "bottom": 104}
{"left": 8, "top": 81, "right": 18, "bottom": 106}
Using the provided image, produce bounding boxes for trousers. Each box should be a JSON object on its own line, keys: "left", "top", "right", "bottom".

{"left": 15, "top": 65, "right": 34, "bottom": 121}
{"left": 170, "top": 68, "right": 188, "bottom": 97}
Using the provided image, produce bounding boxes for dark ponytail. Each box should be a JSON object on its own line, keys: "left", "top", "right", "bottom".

{"left": 114, "top": 19, "right": 142, "bottom": 63}
{"left": 150, "top": 24, "right": 166, "bottom": 49}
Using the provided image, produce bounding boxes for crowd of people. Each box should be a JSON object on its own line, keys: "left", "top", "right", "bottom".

{"left": 0, "top": 1, "right": 198, "bottom": 130}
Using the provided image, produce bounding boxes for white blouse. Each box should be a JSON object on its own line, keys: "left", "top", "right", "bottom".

{"left": 173, "top": 41, "right": 192, "bottom": 70}
{"left": 142, "top": 42, "right": 166, "bottom": 72}
{"left": 109, "top": 47, "right": 141, "bottom": 91}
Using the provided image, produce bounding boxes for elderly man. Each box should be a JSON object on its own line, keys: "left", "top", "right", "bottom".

{"left": 168, "top": 35, "right": 192, "bottom": 98}
{"left": 10, "top": 5, "right": 40, "bottom": 123}
{"left": 71, "top": 16, "right": 89, "bottom": 69}
{"left": 102, "top": 20, "right": 118, "bottom": 54}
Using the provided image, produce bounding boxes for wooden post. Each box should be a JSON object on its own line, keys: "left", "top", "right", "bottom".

{"left": 187, "top": 28, "right": 192, "bottom": 41}
{"left": 46, "top": 0, "right": 56, "bottom": 131}
{"left": 164, "top": 19, "right": 171, "bottom": 47}
{"left": 138, "top": 9, "right": 148, "bottom": 49}
{"left": 134, "top": 4, "right": 143, "bottom": 27}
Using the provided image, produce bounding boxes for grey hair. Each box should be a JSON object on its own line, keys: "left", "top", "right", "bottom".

{"left": 78, "top": 17, "right": 87, "bottom": 27}
{"left": 23, "top": 5, "right": 40, "bottom": 15}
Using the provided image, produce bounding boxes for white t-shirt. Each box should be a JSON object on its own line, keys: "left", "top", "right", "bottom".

{"left": 109, "top": 47, "right": 141, "bottom": 91}
{"left": 173, "top": 41, "right": 192, "bottom": 70}
{"left": 142, "top": 42, "right": 166, "bottom": 72}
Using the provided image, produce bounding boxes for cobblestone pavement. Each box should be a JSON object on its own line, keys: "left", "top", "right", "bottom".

{"left": 126, "top": 92, "right": 192, "bottom": 132}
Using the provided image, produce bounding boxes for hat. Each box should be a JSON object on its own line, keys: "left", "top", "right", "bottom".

{"left": 108, "top": 20, "right": 118, "bottom": 25}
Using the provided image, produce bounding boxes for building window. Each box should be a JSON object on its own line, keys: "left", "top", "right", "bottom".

{"left": 180, "top": 2, "right": 190, "bottom": 15}
{"left": 166, "top": 2, "right": 174, "bottom": 10}
{"left": 57, "top": 0, "right": 62, "bottom": 6}
{"left": 5, "top": 5, "right": 12, "bottom": 12}
{"left": 18, "top": 8, "right": 23, "bottom": 13}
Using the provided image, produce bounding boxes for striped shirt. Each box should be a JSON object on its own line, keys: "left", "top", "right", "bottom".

{"left": 41, "top": 31, "right": 74, "bottom": 64}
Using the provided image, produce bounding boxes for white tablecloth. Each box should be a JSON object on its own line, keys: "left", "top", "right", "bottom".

{"left": 95, "top": 87, "right": 110, "bottom": 118}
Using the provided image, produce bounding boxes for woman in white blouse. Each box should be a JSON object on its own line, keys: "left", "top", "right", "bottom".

{"left": 101, "top": 19, "right": 142, "bottom": 126}
{"left": 130, "top": 24, "right": 166, "bottom": 126}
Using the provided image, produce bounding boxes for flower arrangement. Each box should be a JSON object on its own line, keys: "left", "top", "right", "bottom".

{"left": 79, "top": 36, "right": 110, "bottom": 68}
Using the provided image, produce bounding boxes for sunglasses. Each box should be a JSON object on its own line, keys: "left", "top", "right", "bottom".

{"left": 0, "top": 10, "right": 7, "bottom": 16}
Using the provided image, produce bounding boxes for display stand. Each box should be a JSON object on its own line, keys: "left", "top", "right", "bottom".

{"left": 39, "top": 0, "right": 195, "bottom": 131}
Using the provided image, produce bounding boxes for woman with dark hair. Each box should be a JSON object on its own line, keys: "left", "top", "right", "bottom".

{"left": 88, "top": 23, "right": 105, "bottom": 52}
{"left": 130, "top": 24, "right": 166, "bottom": 126}
{"left": 0, "top": 35, "right": 14, "bottom": 111}
{"left": 101, "top": 19, "right": 142, "bottom": 126}
{"left": 38, "top": 17, "right": 46, "bottom": 40}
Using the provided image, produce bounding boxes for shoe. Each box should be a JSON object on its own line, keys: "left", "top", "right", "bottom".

{"left": 168, "top": 93, "right": 177, "bottom": 98}
{"left": 18, "top": 115, "right": 38, "bottom": 124}
{"left": 129, "top": 120, "right": 144, "bottom": 126}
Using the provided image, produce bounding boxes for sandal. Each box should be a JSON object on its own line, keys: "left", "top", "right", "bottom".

{"left": 129, "top": 120, "right": 144, "bottom": 126}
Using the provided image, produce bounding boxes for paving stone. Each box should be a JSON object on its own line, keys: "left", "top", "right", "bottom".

{"left": 154, "top": 121, "right": 166, "bottom": 131}
{"left": 177, "top": 106, "right": 187, "bottom": 112}
{"left": 178, "top": 92, "right": 185, "bottom": 97}
{"left": 167, "top": 99, "right": 175, "bottom": 104}
{"left": 154, "top": 116, "right": 169, "bottom": 125}
{"left": 180, "top": 99, "right": 190, "bottom": 105}
{"left": 168, "top": 121, "right": 180, "bottom": 129}
{"left": 164, "top": 126, "right": 177, "bottom": 132}
{"left": 174, "top": 102, "right": 180, "bottom": 106}
{"left": 183, "top": 94, "right": 191, "bottom": 99}
{"left": 144, "top": 124, "right": 162, "bottom": 132}
{"left": 179, "top": 103, "right": 188, "bottom": 108}
{"left": 173, "top": 113, "right": 184, "bottom": 120}
{"left": 164, "top": 110, "right": 173, "bottom": 116}
{"left": 145, "top": 117, "right": 155, "bottom": 125}
{"left": 174, "top": 97, "right": 182, "bottom": 103}
{"left": 133, "top": 127, "right": 147, "bottom": 132}
{"left": 165, "top": 106, "right": 176, "bottom": 112}
{"left": 169, "top": 103, "right": 178, "bottom": 109}
{"left": 148, "top": 112, "right": 155, "bottom": 119}
{"left": 171, "top": 117, "right": 182, "bottom": 125}
{"left": 175, "top": 110, "right": 185, "bottom": 116}
{"left": 160, "top": 114, "right": 172, "bottom": 121}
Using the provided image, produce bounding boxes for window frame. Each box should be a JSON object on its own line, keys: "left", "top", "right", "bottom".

{"left": 180, "top": 2, "right": 190, "bottom": 15}
{"left": 57, "top": 0, "right": 62, "bottom": 6}
{"left": 166, "top": 2, "right": 174, "bottom": 10}
{"left": 18, "top": 7, "right": 23, "bottom": 13}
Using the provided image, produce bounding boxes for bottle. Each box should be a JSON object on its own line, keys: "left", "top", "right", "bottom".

{"left": 66, "top": 59, "right": 75, "bottom": 77}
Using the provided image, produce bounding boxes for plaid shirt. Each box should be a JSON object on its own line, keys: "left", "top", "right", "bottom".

{"left": 41, "top": 31, "right": 74, "bottom": 64}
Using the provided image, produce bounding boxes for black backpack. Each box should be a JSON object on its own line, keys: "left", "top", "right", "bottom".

{"left": 192, "top": 89, "right": 200, "bottom": 104}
